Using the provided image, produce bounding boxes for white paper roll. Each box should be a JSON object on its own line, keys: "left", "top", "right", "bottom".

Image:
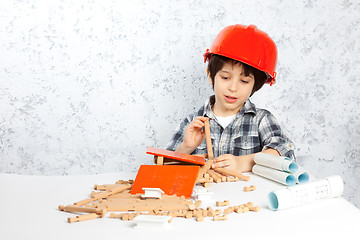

{"left": 254, "top": 152, "right": 298, "bottom": 173}
{"left": 267, "top": 175, "right": 344, "bottom": 211}
{"left": 252, "top": 164, "right": 296, "bottom": 186}
{"left": 292, "top": 166, "right": 309, "bottom": 184}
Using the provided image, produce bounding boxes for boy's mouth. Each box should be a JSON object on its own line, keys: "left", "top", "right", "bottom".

{"left": 224, "top": 95, "right": 238, "bottom": 103}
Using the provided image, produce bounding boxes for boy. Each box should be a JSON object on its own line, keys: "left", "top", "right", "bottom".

{"left": 166, "top": 24, "right": 295, "bottom": 173}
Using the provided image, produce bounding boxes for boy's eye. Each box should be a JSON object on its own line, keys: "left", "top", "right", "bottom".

{"left": 221, "top": 76, "right": 229, "bottom": 80}
{"left": 241, "top": 80, "right": 249, "bottom": 83}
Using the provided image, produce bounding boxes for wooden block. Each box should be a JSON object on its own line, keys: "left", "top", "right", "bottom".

{"left": 58, "top": 205, "right": 107, "bottom": 215}
{"left": 147, "top": 147, "right": 206, "bottom": 166}
{"left": 234, "top": 207, "right": 243, "bottom": 213}
{"left": 196, "top": 216, "right": 204, "bottom": 222}
{"left": 185, "top": 211, "right": 193, "bottom": 219}
{"left": 226, "top": 177, "right": 238, "bottom": 182}
{"left": 168, "top": 215, "right": 175, "bottom": 223}
{"left": 110, "top": 213, "right": 124, "bottom": 219}
{"left": 115, "top": 179, "right": 134, "bottom": 185}
{"left": 94, "top": 186, "right": 130, "bottom": 201}
{"left": 202, "top": 182, "right": 211, "bottom": 188}
{"left": 90, "top": 191, "right": 101, "bottom": 198}
{"left": 209, "top": 169, "right": 226, "bottom": 182}
{"left": 128, "top": 213, "right": 138, "bottom": 220}
{"left": 213, "top": 209, "right": 222, "bottom": 216}
{"left": 243, "top": 207, "right": 249, "bottom": 213}
{"left": 244, "top": 185, "right": 256, "bottom": 192}
{"left": 194, "top": 200, "right": 202, "bottom": 208}
{"left": 155, "top": 156, "right": 164, "bottom": 165}
{"left": 197, "top": 177, "right": 213, "bottom": 183}
{"left": 216, "top": 200, "right": 230, "bottom": 207}
{"left": 202, "top": 209, "right": 208, "bottom": 217}
{"left": 224, "top": 207, "right": 234, "bottom": 215}
{"left": 235, "top": 205, "right": 249, "bottom": 213}
{"left": 73, "top": 198, "right": 94, "bottom": 207}
{"left": 130, "top": 165, "right": 200, "bottom": 199}
{"left": 107, "top": 190, "right": 137, "bottom": 199}
{"left": 213, "top": 215, "right": 227, "bottom": 221}
{"left": 192, "top": 209, "right": 200, "bottom": 217}
{"left": 174, "top": 210, "right": 187, "bottom": 218}
{"left": 188, "top": 203, "right": 196, "bottom": 210}
{"left": 68, "top": 213, "right": 100, "bottom": 223}
{"left": 94, "top": 184, "right": 122, "bottom": 191}
{"left": 197, "top": 160, "right": 214, "bottom": 181}
{"left": 245, "top": 202, "right": 254, "bottom": 208}
{"left": 249, "top": 206, "right": 260, "bottom": 212}
{"left": 212, "top": 168, "right": 250, "bottom": 181}
{"left": 207, "top": 170, "right": 221, "bottom": 183}
{"left": 207, "top": 207, "right": 214, "bottom": 217}
{"left": 122, "top": 214, "right": 130, "bottom": 221}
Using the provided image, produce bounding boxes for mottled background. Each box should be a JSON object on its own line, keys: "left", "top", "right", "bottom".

{"left": 0, "top": 0, "right": 359, "bottom": 207}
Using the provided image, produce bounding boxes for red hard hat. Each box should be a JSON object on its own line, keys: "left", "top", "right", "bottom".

{"left": 204, "top": 24, "right": 277, "bottom": 85}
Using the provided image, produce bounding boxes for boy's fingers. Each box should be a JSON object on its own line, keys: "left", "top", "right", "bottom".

{"left": 212, "top": 155, "right": 232, "bottom": 168}
{"left": 194, "top": 120, "right": 204, "bottom": 127}
{"left": 189, "top": 117, "right": 210, "bottom": 130}
{"left": 195, "top": 116, "right": 209, "bottom": 122}
{"left": 212, "top": 161, "right": 229, "bottom": 169}
{"left": 212, "top": 158, "right": 229, "bottom": 168}
{"left": 214, "top": 155, "right": 228, "bottom": 162}
{"left": 192, "top": 119, "right": 208, "bottom": 129}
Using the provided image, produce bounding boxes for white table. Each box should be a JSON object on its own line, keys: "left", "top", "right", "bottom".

{"left": 1, "top": 172, "right": 359, "bottom": 240}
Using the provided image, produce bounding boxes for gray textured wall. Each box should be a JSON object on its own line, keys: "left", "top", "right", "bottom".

{"left": 0, "top": 0, "right": 359, "bottom": 208}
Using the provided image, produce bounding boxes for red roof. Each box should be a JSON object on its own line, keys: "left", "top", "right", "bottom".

{"left": 146, "top": 147, "right": 206, "bottom": 166}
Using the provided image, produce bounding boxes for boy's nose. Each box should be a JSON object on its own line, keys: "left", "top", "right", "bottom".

{"left": 228, "top": 80, "right": 238, "bottom": 92}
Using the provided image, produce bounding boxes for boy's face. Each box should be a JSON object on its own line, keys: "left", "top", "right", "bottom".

{"left": 209, "top": 61, "right": 255, "bottom": 117}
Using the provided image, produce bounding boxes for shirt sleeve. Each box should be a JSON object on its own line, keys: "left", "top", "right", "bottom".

{"left": 165, "top": 115, "right": 192, "bottom": 151}
{"left": 258, "top": 110, "right": 295, "bottom": 160}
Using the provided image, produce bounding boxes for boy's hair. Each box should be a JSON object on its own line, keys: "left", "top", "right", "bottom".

{"left": 207, "top": 54, "right": 268, "bottom": 96}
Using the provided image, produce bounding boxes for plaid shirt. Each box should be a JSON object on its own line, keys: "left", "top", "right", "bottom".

{"left": 166, "top": 96, "right": 295, "bottom": 160}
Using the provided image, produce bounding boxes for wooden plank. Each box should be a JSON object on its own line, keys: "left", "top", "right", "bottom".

{"left": 204, "top": 119, "right": 214, "bottom": 160}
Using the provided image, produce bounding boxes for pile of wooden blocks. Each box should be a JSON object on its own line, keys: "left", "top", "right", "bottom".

{"left": 58, "top": 179, "right": 260, "bottom": 223}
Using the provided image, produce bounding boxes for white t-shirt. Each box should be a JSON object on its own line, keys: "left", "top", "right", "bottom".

{"left": 215, "top": 114, "right": 237, "bottom": 129}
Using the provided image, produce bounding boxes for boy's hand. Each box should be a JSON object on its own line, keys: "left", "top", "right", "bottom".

{"left": 212, "top": 154, "right": 254, "bottom": 173}
{"left": 212, "top": 154, "right": 238, "bottom": 171}
{"left": 176, "top": 116, "right": 209, "bottom": 154}
{"left": 212, "top": 149, "right": 280, "bottom": 173}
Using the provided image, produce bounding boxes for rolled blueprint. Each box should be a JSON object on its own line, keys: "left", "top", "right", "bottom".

{"left": 267, "top": 175, "right": 344, "bottom": 211}
{"left": 252, "top": 164, "right": 296, "bottom": 186}
{"left": 292, "top": 166, "right": 309, "bottom": 184}
{"left": 254, "top": 152, "right": 298, "bottom": 173}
